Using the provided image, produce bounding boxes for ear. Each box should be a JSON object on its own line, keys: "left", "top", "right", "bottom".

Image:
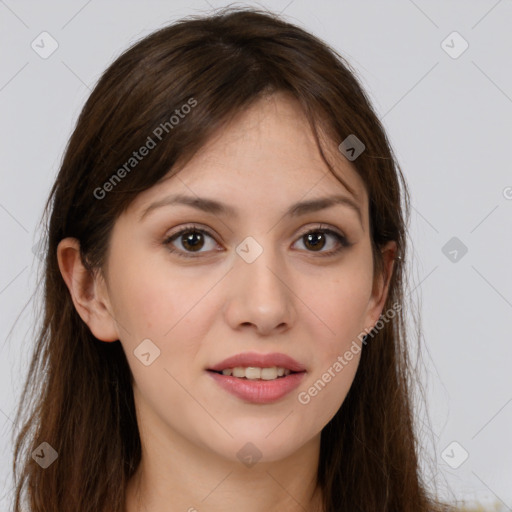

{"left": 363, "top": 240, "right": 398, "bottom": 332}
{"left": 56, "top": 237, "right": 119, "bottom": 342}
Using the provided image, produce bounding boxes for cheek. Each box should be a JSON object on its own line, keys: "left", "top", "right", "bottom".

{"left": 294, "top": 255, "right": 371, "bottom": 423}
{"left": 107, "top": 252, "right": 180, "bottom": 343}
{"left": 302, "top": 260, "right": 374, "bottom": 349}
{"left": 110, "top": 256, "right": 217, "bottom": 370}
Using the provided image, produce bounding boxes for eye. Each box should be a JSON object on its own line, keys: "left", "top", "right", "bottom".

{"left": 292, "top": 225, "right": 351, "bottom": 257}
{"left": 163, "top": 224, "right": 220, "bottom": 258}
{"left": 163, "top": 223, "right": 352, "bottom": 259}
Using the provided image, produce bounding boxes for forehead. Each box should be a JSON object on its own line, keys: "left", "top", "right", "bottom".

{"left": 130, "top": 92, "right": 368, "bottom": 222}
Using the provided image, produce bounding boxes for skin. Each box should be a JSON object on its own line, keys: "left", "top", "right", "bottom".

{"left": 57, "top": 92, "right": 396, "bottom": 512}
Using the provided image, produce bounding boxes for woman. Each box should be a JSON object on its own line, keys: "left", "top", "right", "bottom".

{"left": 12, "top": 6, "right": 453, "bottom": 512}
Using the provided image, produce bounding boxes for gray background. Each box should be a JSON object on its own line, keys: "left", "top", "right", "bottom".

{"left": 1, "top": 0, "right": 511, "bottom": 510}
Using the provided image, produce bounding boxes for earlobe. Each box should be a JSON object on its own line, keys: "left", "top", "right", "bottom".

{"left": 56, "top": 238, "right": 119, "bottom": 342}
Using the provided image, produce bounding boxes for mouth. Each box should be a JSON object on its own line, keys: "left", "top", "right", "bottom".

{"left": 208, "top": 366, "right": 303, "bottom": 381}
{"left": 206, "top": 352, "right": 307, "bottom": 403}
{"left": 207, "top": 351, "right": 306, "bottom": 375}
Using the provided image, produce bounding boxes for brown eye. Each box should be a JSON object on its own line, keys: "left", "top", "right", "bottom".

{"left": 180, "top": 230, "right": 205, "bottom": 252}
{"left": 293, "top": 227, "right": 351, "bottom": 256}
{"left": 303, "top": 232, "right": 327, "bottom": 251}
{"left": 163, "top": 226, "right": 219, "bottom": 258}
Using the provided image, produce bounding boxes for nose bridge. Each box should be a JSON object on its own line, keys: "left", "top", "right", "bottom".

{"left": 239, "top": 235, "right": 288, "bottom": 303}
{"left": 225, "top": 234, "right": 295, "bottom": 331}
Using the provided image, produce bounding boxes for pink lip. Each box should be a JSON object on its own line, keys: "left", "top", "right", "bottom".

{"left": 207, "top": 352, "right": 306, "bottom": 373}
{"left": 206, "top": 351, "right": 307, "bottom": 404}
{"left": 207, "top": 371, "right": 306, "bottom": 404}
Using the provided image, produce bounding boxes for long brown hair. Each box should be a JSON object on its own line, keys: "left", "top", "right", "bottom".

{"left": 12, "top": 6, "right": 453, "bottom": 511}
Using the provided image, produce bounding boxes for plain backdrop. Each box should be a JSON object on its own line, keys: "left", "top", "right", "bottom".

{"left": 1, "top": 0, "right": 511, "bottom": 510}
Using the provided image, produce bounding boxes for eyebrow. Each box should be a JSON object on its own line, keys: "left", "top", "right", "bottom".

{"left": 139, "top": 193, "right": 363, "bottom": 227}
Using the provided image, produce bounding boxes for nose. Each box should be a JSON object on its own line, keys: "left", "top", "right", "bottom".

{"left": 223, "top": 241, "right": 296, "bottom": 336}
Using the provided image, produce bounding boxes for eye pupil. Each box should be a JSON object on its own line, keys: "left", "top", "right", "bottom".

{"left": 304, "top": 232, "right": 325, "bottom": 251}
{"left": 182, "top": 231, "right": 204, "bottom": 251}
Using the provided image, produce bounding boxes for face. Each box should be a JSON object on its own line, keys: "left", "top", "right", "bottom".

{"left": 65, "top": 92, "right": 394, "bottom": 465}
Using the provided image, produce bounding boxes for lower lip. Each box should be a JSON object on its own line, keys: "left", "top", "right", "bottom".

{"left": 207, "top": 370, "right": 306, "bottom": 404}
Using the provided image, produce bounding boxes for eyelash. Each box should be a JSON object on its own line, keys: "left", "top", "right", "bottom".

{"left": 162, "top": 223, "right": 352, "bottom": 259}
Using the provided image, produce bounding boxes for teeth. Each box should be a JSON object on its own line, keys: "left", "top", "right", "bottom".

{"left": 220, "top": 367, "right": 292, "bottom": 380}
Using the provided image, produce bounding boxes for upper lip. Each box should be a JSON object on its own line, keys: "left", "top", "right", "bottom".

{"left": 208, "top": 352, "right": 306, "bottom": 373}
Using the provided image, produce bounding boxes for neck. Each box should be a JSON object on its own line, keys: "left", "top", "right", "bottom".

{"left": 124, "top": 432, "right": 324, "bottom": 512}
